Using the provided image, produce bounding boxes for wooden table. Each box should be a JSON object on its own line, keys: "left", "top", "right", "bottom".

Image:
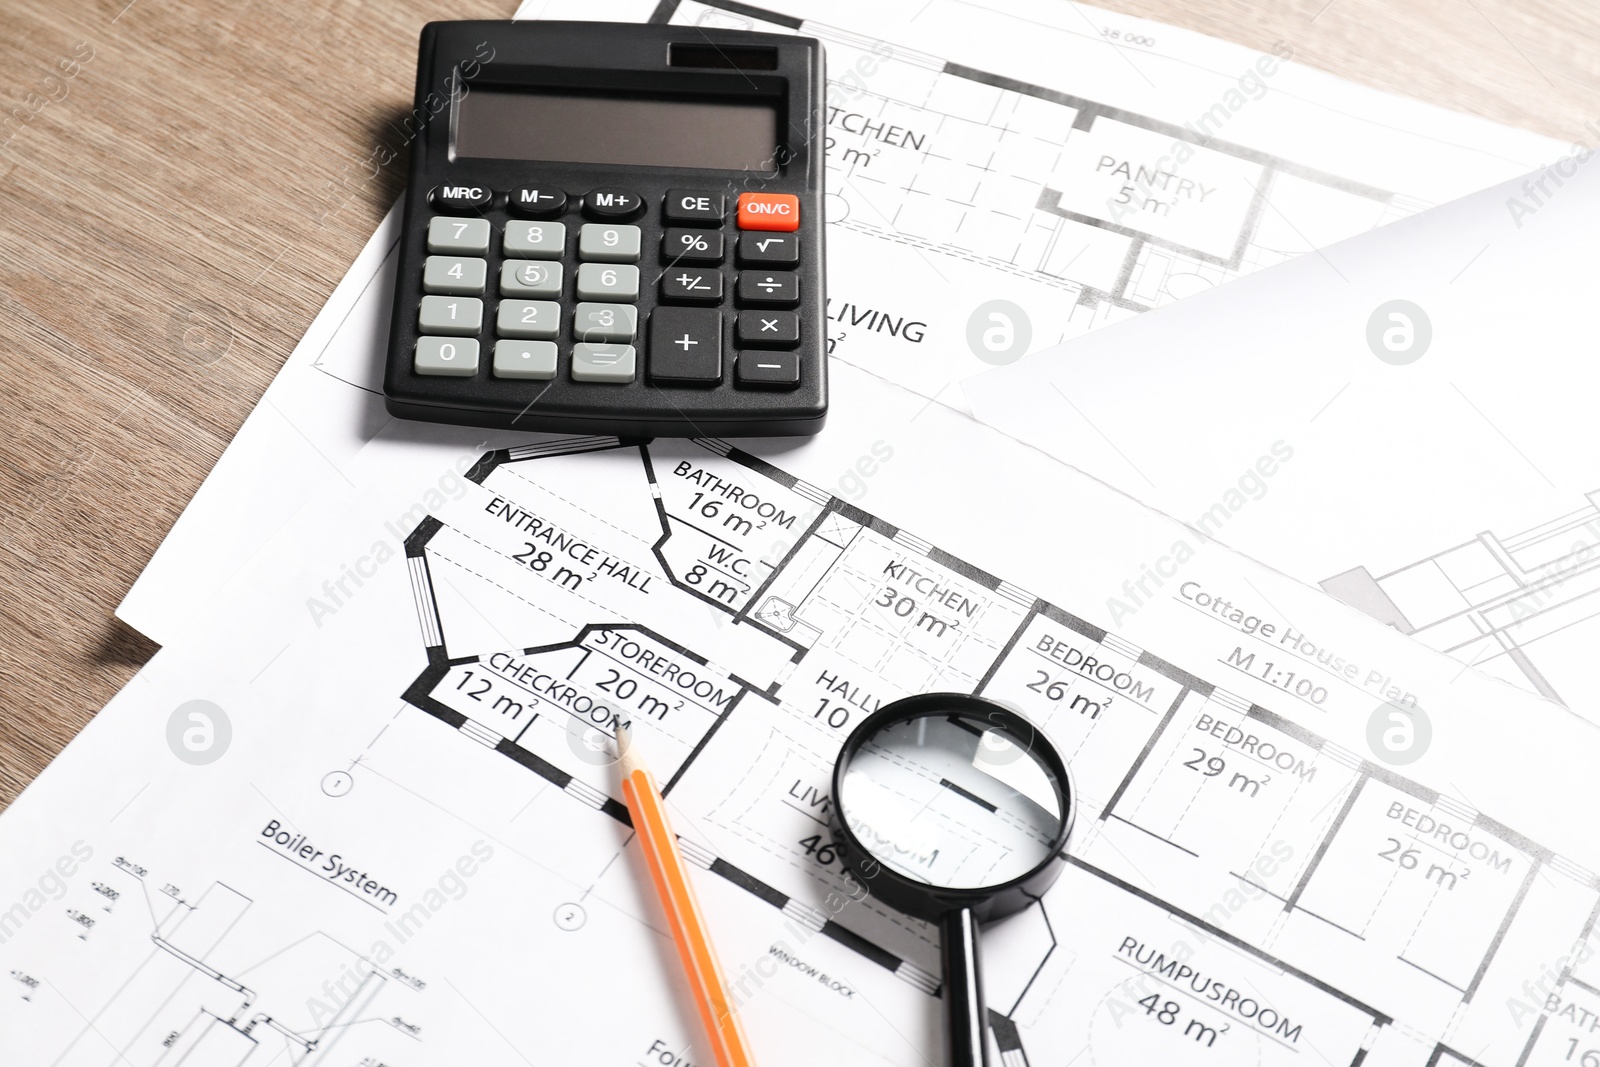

{"left": 0, "top": 0, "right": 1594, "bottom": 810}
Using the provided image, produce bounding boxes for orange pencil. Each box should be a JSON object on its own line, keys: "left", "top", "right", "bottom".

{"left": 616, "top": 726, "right": 757, "bottom": 1067}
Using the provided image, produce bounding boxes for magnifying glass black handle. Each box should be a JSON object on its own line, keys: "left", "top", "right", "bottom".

{"left": 942, "top": 907, "right": 989, "bottom": 1067}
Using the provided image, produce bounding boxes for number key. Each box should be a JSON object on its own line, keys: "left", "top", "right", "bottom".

{"left": 419, "top": 295, "right": 482, "bottom": 335}
{"left": 575, "top": 263, "right": 640, "bottom": 301}
{"left": 573, "top": 302, "right": 637, "bottom": 344}
{"left": 427, "top": 217, "right": 490, "bottom": 255}
{"left": 423, "top": 255, "right": 487, "bottom": 295}
{"left": 496, "top": 299, "right": 560, "bottom": 340}
{"left": 499, "top": 260, "right": 563, "bottom": 299}
{"left": 579, "top": 224, "right": 641, "bottom": 263}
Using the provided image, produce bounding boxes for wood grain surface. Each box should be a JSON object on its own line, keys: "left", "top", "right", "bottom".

{"left": 0, "top": 0, "right": 1595, "bottom": 811}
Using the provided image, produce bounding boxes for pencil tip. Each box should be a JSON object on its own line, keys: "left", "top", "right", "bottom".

{"left": 615, "top": 724, "right": 642, "bottom": 778}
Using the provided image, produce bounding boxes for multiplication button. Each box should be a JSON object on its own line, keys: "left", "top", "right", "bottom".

{"left": 737, "top": 271, "right": 800, "bottom": 307}
{"left": 660, "top": 268, "right": 722, "bottom": 304}
{"left": 736, "top": 310, "right": 799, "bottom": 347}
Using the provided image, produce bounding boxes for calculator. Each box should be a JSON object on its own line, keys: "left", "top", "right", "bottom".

{"left": 382, "top": 21, "right": 828, "bottom": 438}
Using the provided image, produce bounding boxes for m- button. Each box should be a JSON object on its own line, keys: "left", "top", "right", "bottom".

{"left": 737, "top": 192, "right": 800, "bottom": 231}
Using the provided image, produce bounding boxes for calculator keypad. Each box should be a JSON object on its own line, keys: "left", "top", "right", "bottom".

{"left": 411, "top": 186, "right": 807, "bottom": 391}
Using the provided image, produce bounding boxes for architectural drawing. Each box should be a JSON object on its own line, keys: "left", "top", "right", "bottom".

{"left": 395, "top": 436, "right": 1600, "bottom": 1067}
{"left": 1324, "top": 492, "right": 1600, "bottom": 715}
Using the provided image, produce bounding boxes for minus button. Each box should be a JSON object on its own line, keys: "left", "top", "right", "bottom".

{"left": 735, "top": 350, "right": 800, "bottom": 389}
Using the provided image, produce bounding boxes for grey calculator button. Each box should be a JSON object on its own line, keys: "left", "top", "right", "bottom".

{"left": 576, "top": 263, "right": 640, "bottom": 301}
{"left": 572, "top": 302, "right": 637, "bottom": 343}
{"left": 497, "top": 299, "right": 561, "bottom": 340}
{"left": 571, "top": 343, "right": 636, "bottom": 383}
{"left": 494, "top": 340, "right": 557, "bottom": 380}
{"left": 499, "top": 260, "right": 563, "bottom": 298}
{"left": 504, "top": 221, "right": 566, "bottom": 259}
{"left": 418, "top": 295, "right": 482, "bottom": 335}
{"left": 579, "top": 223, "right": 641, "bottom": 262}
{"left": 414, "top": 336, "right": 479, "bottom": 376}
{"left": 427, "top": 216, "right": 490, "bottom": 254}
{"left": 423, "top": 255, "right": 487, "bottom": 295}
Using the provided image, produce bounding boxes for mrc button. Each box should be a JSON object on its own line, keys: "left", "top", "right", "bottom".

{"left": 737, "top": 192, "right": 800, "bottom": 231}
{"left": 431, "top": 185, "right": 492, "bottom": 212}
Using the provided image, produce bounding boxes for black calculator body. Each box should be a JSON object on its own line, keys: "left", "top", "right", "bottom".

{"left": 383, "top": 21, "right": 828, "bottom": 438}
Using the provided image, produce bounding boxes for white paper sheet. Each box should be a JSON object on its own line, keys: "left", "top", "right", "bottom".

{"left": 116, "top": 0, "right": 1568, "bottom": 648}
{"left": 10, "top": 361, "right": 1600, "bottom": 1067}
{"left": 966, "top": 153, "right": 1600, "bottom": 719}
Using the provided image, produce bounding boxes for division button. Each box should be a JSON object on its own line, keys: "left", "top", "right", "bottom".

{"left": 499, "top": 260, "right": 563, "bottom": 299}
{"left": 496, "top": 299, "right": 561, "bottom": 340}
{"left": 736, "top": 270, "right": 800, "bottom": 306}
{"left": 660, "top": 268, "right": 723, "bottom": 304}
{"left": 415, "top": 336, "right": 479, "bottom": 376}
{"left": 735, "top": 350, "right": 800, "bottom": 389}
{"left": 572, "top": 302, "right": 638, "bottom": 344}
{"left": 664, "top": 190, "right": 725, "bottom": 224}
{"left": 503, "top": 221, "right": 566, "bottom": 259}
{"left": 736, "top": 192, "right": 800, "bottom": 231}
{"left": 509, "top": 185, "right": 567, "bottom": 217}
{"left": 418, "top": 295, "right": 482, "bottom": 335}
{"left": 579, "top": 223, "right": 642, "bottom": 263}
{"left": 571, "top": 343, "right": 636, "bottom": 383}
{"left": 423, "top": 255, "right": 487, "bottom": 295}
{"left": 575, "top": 262, "right": 640, "bottom": 301}
{"left": 430, "top": 185, "right": 492, "bottom": 212}
{"left": 650, "top": 307, "right": 723, "bottom": 384}
{"left": 427, "top": 216, "right": 490, "bottom": 254}
{"left": 493, "top": 339, "right": 558, "bottom": 380}
{"left": 585, "top": 188, "right": 644, "bottom": 220}
{"left": 736, "top": 310, "right": 800, "bottom": 347}
{"left": 662, "top": 227, "right": 724, "bottom": 265}
{"left": 737, "top": 232, "right": 799, "bottom": 267}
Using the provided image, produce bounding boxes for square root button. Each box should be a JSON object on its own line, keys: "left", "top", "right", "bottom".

{"left": 650, "top": 306, "right": 722, "bottom": 384}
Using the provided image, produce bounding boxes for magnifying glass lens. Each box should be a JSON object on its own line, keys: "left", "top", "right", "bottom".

{"left": 838, "top": 711, "right": 1064, "bottom": 890}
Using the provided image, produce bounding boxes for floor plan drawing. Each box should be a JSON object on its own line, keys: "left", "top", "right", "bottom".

{"left": 648, "top": 0, "right": 1421, "bottom": 395}
{"left": 1322, "top": 492, "right": 1600, "bottom": 716}
{"left": 391, "top": 435, "right": 1600, "bottom": 1067}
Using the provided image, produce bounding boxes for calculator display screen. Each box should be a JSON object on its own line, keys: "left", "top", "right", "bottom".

{"left": 454, "top": 89, "right": 779, "bottom": 172}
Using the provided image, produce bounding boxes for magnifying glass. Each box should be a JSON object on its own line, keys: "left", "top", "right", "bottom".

{"left": 831, "top": 693, "right": 1075, "bottom": 1067}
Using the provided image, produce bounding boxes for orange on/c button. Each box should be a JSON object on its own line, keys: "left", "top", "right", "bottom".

{"left": 737, "top": 192, "right": 800, "bottom": 231}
